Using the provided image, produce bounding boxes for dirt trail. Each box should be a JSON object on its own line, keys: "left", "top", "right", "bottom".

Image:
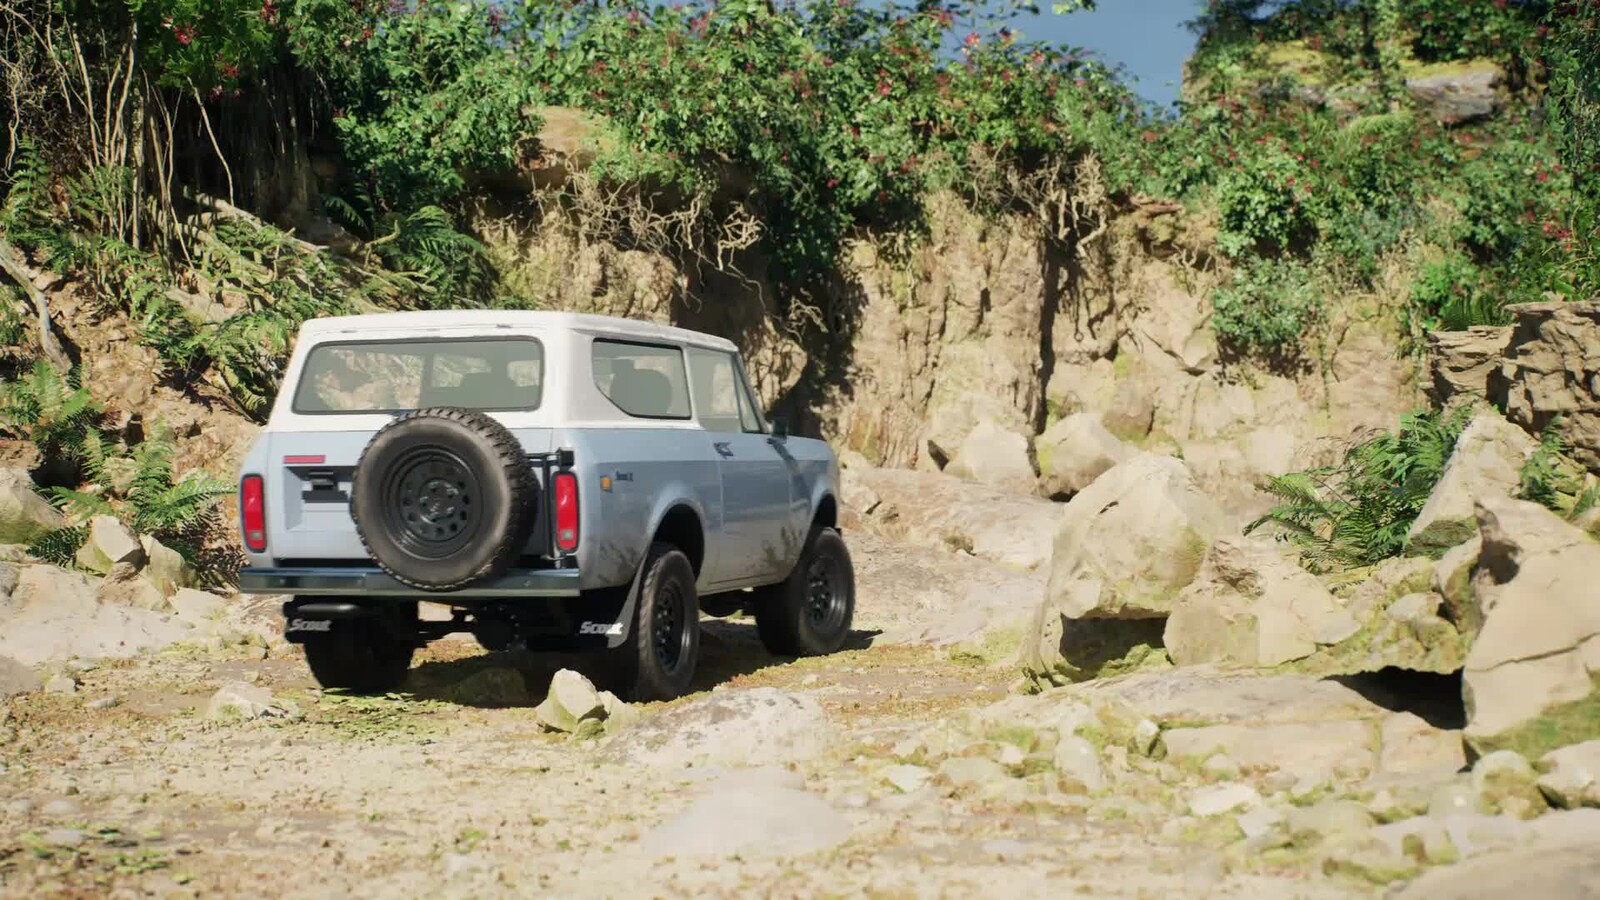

{"left": 0, "top": 539, "right": 1366, "bottom": 899}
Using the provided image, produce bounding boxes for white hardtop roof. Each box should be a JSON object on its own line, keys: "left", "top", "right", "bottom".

{"left": 297, "top": 309, "right": 738, "bottom": 352}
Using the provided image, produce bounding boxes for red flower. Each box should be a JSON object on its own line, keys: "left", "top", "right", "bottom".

{"left": 963, "top": 32, "right": 979, "bottom": 48}
{"left": 876, "top": 81, "right": 892, "bottom": 96}
{"left": 260, "top": 0, "right": 278, "bottom": 23}
{"left": 174, "top": 24, "right": 196, "bottom": 45}
{"left": 827, "top": 178, "right": 839, "bottom": 189}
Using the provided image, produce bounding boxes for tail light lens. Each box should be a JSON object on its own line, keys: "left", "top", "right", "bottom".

{"left": 553, "top": 471, "right": 579, "bottom": 552}
{"left": 240, "top": 474, "right": 267, "bottom": 552}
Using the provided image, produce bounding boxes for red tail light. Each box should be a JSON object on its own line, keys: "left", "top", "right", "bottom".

{"left": 241, "top": 474, "right": 267, "bottom": 552}
{"left": 553, "top": 472, "right": 579, "bottom": 552}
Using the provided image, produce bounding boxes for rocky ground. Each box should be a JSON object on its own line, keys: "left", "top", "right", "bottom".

{"left": 2, "top": 297, "right": 1597, "bottom": 899}
{"left": 3, "top": 514, "right": 1599, "bottom": 900}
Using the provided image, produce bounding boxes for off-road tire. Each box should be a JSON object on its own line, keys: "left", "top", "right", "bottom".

{"left": 600, "top": 543, "right": 700, "bottom": 703}
{"left": 350, "top": 407, "right": 536, "bottom": 591}
{"left": 301, "top": 611, "right": 417, "bottom": 694}
{"left": 754, "top": 527, "right": 855, "bottom": 657}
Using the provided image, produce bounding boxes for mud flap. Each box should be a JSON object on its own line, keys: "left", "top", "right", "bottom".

{"left": 599, "top": 552, "right": 650, "bottom": 651}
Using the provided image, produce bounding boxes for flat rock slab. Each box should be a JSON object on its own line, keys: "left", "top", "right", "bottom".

{"left": 636, "top": 769, "right": 852, "bottom": 861}
{"left": 1070, "top": 666, "right": 1385, "bottom": 726}
{"left": 600, "top": 688, "right": 836, "bottom": 769}
{"left": 1164, "top": 720, "right": 1377, "bottom": 783}
{"left": 1391, "top": 815, "right": 1600, "bottom": 899}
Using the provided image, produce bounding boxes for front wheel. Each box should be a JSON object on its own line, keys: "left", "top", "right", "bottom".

{"left": 301, "top": 609, "right": 417, "bottom": 694}
{"left": 754, "top": 527, "right": 855, "bottom": 657}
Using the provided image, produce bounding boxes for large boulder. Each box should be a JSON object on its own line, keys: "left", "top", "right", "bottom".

{"left": 0, "top": 468, "right": 67, "bottom": 546}
{"left": 1405, "top": 61, "right": 1503, "bottom": 126}
{"left": 1498, "top": 300, "right": 1600, "bottom": 474}
{"left": 1426, "top": 326, "right": 1512, "bottom": 409}
{"left": 140, "top": 535, "right": 195, "bottom": 597}
{"left": 1462, "top": 496, "right": 1600, "bottom": 757}
{"left": 1164, "top": 538, "right": 1360, "bottom": 669}
{"left": 0, "top": 565, "right": 188, "bottom": 666}
{"left": 0, "top": 655, "right": 39, "bottom": 698}
{"left": 845, "top": 466, "right": 1061, "bottom": 570}
{"left": 1409, "top": 411, "right": 1538, "bottom": 554}
{"left": 944, "top": 420, "right": 1038, "bottom": 495}
{"left": 1040, "top": 453, "right": 1223, "bottom": 620}
{"left": 1035, "top": 413, "right": 1134, "bottom": 499}
{"left": 74, "top": 515, "right": 146, "bottom": 575}
{"left": 1021, "top": 453, "right": 1222, "bottom": 684}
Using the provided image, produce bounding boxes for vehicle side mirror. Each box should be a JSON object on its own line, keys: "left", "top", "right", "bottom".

{"left": 769, "top": 415, "right": 788, "bottom": 440}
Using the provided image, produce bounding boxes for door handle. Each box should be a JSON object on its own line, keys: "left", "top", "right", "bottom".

{"left": 713, "top": 442, "right": 734, "bottom": 458}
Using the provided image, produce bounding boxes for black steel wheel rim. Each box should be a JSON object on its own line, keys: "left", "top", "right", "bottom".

{"left": 378, "top": 445, "right": 482, "bottom": 558}
{"left": 652, "top": 581, "right": 688, "bottom": 670}
{"left": 805, "top": 552, "right": 849, "bottom": 634}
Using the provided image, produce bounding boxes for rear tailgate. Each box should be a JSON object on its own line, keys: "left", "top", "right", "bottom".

{"left": 263, "top": 426, "right": 557, "bottom": 563}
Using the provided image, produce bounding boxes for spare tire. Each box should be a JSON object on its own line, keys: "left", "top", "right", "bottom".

{"left": 350, "top": 408, "right": 536, "bottom": 591}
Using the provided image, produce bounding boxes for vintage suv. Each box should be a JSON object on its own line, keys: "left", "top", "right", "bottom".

{"left": 234, "top": 310, "right": 854, "bottom": 701}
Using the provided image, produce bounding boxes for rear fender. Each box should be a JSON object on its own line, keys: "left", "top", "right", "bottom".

{"left": 592, "top": 487, "right": 709, "bottom": 651}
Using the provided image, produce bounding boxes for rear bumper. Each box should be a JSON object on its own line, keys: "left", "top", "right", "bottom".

{"left": 237, "top": 566, "right": 583, "bottom": 598}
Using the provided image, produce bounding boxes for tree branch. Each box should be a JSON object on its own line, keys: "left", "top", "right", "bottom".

{"left": 0, "top": 238, "right": 72, "bottom": 373}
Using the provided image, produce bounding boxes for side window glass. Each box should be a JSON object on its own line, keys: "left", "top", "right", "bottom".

{"left": 732, "top": 358, "right": 764, "bottom": 434}
{"left": 592, "top": 340, "right": 691, "bottom": 419}
{"left": 687, "top": 348, "right": 744, "bottom": 433}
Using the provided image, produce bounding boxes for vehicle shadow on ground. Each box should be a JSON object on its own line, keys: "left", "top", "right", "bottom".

{"left": 398, "top": 617, "right": 882, "bottom": 710}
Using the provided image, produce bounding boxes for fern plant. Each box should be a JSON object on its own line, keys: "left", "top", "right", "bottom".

{"left": 44, "top": 422, "right": 234, "bottom": 577}
{"left": 1519, "top": 416, "right": 1600, "bottom": 520}
{"left": 1246, "top": 406, "right": 1475, "bottom": 571}
{"left": 0, "top": 361, "right": 103, "bottom": 462}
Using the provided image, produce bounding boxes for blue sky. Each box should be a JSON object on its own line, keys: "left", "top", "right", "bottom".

{"left": 1007, "top": 1, "right": 1206, "bottom": 110}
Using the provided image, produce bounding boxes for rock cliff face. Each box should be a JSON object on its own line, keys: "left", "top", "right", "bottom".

{"left": 491, "top": 191, "right": 1417, "bottom": 523}
{"left": 1426, "top": 300, "right": 1600, "bottom": 476}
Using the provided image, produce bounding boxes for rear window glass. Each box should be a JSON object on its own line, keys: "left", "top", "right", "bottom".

{"left": 292, "top": 339, "right": 544, "bottom": 414}
{"left": 592, "top": 340, "right": 691, "bottom": 419}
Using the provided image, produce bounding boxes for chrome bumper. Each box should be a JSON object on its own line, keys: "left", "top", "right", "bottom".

{"left": 237, "top": 566, "right": 583, "bottom": 597}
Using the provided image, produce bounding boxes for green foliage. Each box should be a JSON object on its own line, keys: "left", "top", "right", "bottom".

{"left": 26, "top": 525, "right": 87, "bottom": 568}
{"left": 0, "top": 362, "right": 103, "bottom": 462}
{"left": 1402, "top": 0, "right": 1544, "bottom": 65}
{"left": 1215, "top": 137, "right": 1320, "bottom": 256}
{"left": 1246, "top": 406, "right": 1474, "bottom": 571}
{"left": 297, "top": 0, "right": 541, "bottom": 207}
{"left": 1212, "top": 257, "right": 1322, "bottom": 354}
{"left": 49, "top": 422, "right": 234, "bottom": 568}
{"left": 1518, "top": 416, "right": 1600, "bottom": 519}
{"left": 1406, "top": 250, "right": 1503, "bottom": 331}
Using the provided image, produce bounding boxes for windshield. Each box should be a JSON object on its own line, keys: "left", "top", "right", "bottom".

{"left": 291, "top": 338, "right": 544, "bottom": 414}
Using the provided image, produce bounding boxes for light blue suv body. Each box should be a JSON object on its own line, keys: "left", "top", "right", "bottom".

{"left": 234, "top": 310, "right": 842, "bottom": 654}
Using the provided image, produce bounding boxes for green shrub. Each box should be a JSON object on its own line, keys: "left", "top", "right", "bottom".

{"left": 1406, "top": 250, "right": 1503, "bottom": 331}
{"left": 1215, "top": 139, "right": 1321, "bottom": 256}
{"left": 1212, "top": 257, "right": 1323, "bottom": 356}
{"left": 1246, "top": 406, "right": 1474, "bottom": 572}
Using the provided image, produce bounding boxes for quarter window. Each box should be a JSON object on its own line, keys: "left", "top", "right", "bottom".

{"left": 592, "top": 340, "right": 691, "bottom": 419}
{"left": 688, "top": 348, "right": 764, "bottom": 434}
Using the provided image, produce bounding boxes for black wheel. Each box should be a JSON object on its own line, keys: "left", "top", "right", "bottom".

{"left": 755, "top": 527, "right": 855, "bottom": 657}
{"left": 301, "top": 608, "right": 417, "bottom": 694}
{"left": 350, "top": 408, "right": 536, "bottom": 591}
{"left": 599, "top": 543, "right": 700, "bottom": 703}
